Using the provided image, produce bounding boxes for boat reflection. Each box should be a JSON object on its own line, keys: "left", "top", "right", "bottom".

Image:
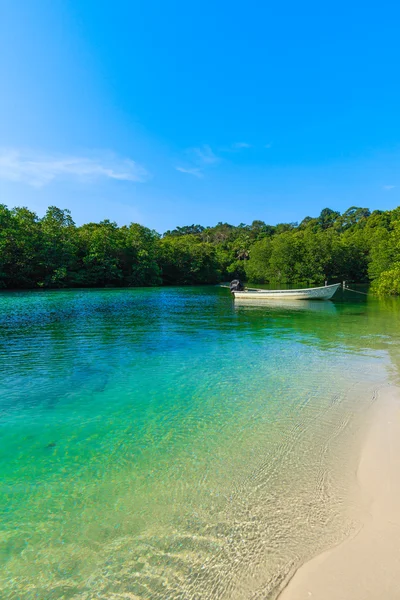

{"left": 234, "top": 298, "right": 337, "bottom": 313}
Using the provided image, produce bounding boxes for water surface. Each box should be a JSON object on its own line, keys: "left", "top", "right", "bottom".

{"left": 1, "top": 287, "right": 399, "bottom": 599}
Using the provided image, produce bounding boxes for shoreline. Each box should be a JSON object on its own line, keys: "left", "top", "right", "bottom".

{"left": 278, "top": 385, "right": 400, "bottom": 600}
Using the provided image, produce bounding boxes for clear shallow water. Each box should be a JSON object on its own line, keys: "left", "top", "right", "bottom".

{"left": 1, "top": 287, "right": 399, "bottom": 599}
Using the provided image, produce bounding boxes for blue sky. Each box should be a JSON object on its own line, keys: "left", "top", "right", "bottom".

{"left": 0, "top": 0, "right": 399, "bottom": 232}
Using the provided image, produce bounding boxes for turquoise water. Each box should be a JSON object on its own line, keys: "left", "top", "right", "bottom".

{"left": 1, "top": 287, "right": 399, "bottom": 599}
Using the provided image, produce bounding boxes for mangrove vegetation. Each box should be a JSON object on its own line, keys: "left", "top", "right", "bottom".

{"left": 0, "top": 204, "right": 399, "bottom": 295}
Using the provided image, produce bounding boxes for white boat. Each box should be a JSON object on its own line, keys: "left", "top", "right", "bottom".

{"left": 231, "top": 283, "right": 341, "bottom": 300}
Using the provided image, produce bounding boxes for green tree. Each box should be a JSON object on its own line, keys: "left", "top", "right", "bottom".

{"left": 120, "top": 223, "right": 162, "bottom": 286}
{"left": 0, "top": 206, "right": 42, "bottom": 288}
{"left": 76, "top": 220, "right": 123, "bottom": 286}
{"left": 318, "top": 208, "right": 340, "bottom": 230}
{"left": 159, "top": 236, "right": 220, "bottom": 284}
{"left": 163, "top": 224, "right": 205, "bottom": 237}
{"left": 371, "top": 267, "right": 400, "bottom": 296}
{"left": 245, "top": 237, "right": 273, "bottom": 282}
{"left": 268, "top": 233, "right": 301, "bottom": 282}
{"left": 39, "top": 206, "right": 77, "bottom": 287}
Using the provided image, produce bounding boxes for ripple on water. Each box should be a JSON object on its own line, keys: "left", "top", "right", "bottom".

{"left": 0, "top": 287, "right": 397, "bottom": 599}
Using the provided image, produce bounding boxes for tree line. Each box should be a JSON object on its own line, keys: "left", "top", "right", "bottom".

{"left": 0, "top": 204, "right": 399, "bottom": 295}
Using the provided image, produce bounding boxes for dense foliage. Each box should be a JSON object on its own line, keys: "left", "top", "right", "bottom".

{"left": 0, "top": 204, "right": 399, "bottom": 294}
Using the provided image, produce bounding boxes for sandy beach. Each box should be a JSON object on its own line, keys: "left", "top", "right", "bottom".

{"left": 279, "top": 385, "right": 400, "bottom": 600}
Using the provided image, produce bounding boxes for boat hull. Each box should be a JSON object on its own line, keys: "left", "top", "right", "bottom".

{"left": 232, "top": 283, "right": 340, "bottom": 300}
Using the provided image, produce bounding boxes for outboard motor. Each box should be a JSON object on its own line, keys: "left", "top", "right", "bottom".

{"left": 230, "top": 279, "right": 244, "bottom": 293}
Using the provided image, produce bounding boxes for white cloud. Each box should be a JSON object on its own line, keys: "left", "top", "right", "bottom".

{"left": 383, "top": 185, "right": 395, "bottom": 190}
{"left": 191, "top": 145, "right": 220, "bottom": 165}
{"left": 175, "top": 166, "right": 204, "bottom": 178}
{"left": 219, "top": 142, "right": 252, "bottom": 152}
{"left": 176, "top": 144, "right": 220, "bottom": 178}
{"left": 0, "top": 148, "right": 149, "bottom": 187}
{"left": 231, "top": 142, "right": 252, "bottom": 149}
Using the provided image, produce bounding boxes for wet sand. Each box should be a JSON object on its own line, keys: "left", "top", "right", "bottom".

{"left": 279, "top": 385, "right": 400, "bottom": 600}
